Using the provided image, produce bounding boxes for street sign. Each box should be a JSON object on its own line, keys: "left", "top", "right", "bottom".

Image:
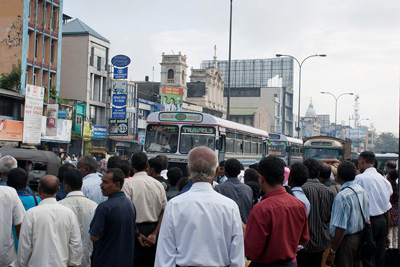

{"left": 111, "top": 94, "right": 127, "bottom": 119}
{"left": 113, "top": 67, "right": 128, "bottom": 79}
{"left": 111, "top": 55, "right": 131, "bottom": 67}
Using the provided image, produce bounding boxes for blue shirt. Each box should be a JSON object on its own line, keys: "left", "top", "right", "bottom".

{"left": 82, "top": 173, "right": 107, "bottom": 204}
{"left": 330, "top": 181, "right": 370, "bottom": 237}
{"left": 90, "top": 191, "right": 136, "bottom": 267}
{"left": 56, "top": 183, "right": 67, "bottom": 201}
{"left": 292, "top": 187, "right": 311, "bottom": 216}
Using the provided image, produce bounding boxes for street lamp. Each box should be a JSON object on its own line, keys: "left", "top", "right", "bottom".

{"left": 276, "top": 53, "right": 326, "bottom": 138}
{"left": 227, "top": 0, "right": 233, "bottom": 120}
{"left": 320, "top": 91, "right": 354, "bottom": 137}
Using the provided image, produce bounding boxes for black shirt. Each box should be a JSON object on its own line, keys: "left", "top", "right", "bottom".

{"left": 90, "top": 191, "right": 136, "bottom": 267}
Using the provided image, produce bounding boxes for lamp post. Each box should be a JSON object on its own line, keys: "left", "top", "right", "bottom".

{"left": 276, "top": 54, "right": 326, "bottom": 138}
{"left": 320, "top": 91, "right": 354, "bottom": 137}
{"left": 227, "top": 0, "right": 233, "bottom": 120}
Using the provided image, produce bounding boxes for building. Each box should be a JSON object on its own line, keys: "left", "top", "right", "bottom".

{"left": 302, "top": 100, "right": 321, "bottom": 137}
{"left": 202, "top": 58, "right": 294, "bottom": 136}
{"left": 60, "top": 18, "right": 110, "bottom": 156}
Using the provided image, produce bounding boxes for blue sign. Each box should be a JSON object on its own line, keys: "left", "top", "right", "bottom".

{"left": 111, "top": 55, "right": 131, "bottom": 67}
{"left": 92, "top": 126, "right": 108, "bottom": 138}
{"left": 58, "top": 110, "right": 67, "bottom": 118}
{"left": 112, "top": 94, "right": 127, "bottom": 119}
{"left": 113, "top": 67, "right": 128, "bottom": 79}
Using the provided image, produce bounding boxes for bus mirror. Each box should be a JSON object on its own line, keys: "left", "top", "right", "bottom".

{"left": 216, "top": 135, "right": 225, "bottom": 151}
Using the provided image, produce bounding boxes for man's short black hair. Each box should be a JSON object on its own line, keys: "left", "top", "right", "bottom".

{"left": 107, "top": 156, "right": 122, "bottom": 169}
{"left": 63, "top": 169, "right": 83, "bottom": 191}
{"left": 219, "top": 160, "right": 225, "bottom": 167}
{"left": 337, "top": 160, "right": 357, "bottom": 182}
{"left": 105, "top": 168, "right": 125, "bottom": 189}
{"left": 148, "top": 157, "right": 162, "bottom": 174}
{"left": 224, "top": 158, "right": 241, "bottom": 178}
{"left": 7, "top": 168, "right": 28, "bottom": 190}
{"left": 58, "top": 163, "right": 76, "bottom": 183}
{"left": 244, "top": 168, "right": 259, "bottom": 183}
{"left": 359, "top": 151, "right": 376, "bottom": 164}
{"left": 131, "top": 151, "right": 148, "bottom": 172}
{"left": 303, "top": 159, "right": 320, "bottom": 178}
{"left": 239, "top": 163, "right": 244, "bottom": 171}
{"left": 248, "top": 163, "right": 259, "bottom": 173}
{"left": 157, "top": 155, "right": 169, "bottom": 170}
{"left": 177, "top": 177, "right": 189, "bottom": 192}
{"left": 386, "top": 161, "right": 397, "bottom": 170}
{"left": 319, "top": 163, "right": 331, "bottom": 179}
{"left": 167, "top": 167, "right": 183, "bottom": 187}
{"left": 118, "top": 160, "right": 131, "bottom": 177}
{"left": 289, "top": 163, "right": 309, "bottom": 187}
{"left": 258, "top": 156, "right": 285, "bottom": 186}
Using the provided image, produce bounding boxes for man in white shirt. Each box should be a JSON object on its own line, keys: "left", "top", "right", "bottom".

{"left": 77, "top": 155, "right": 107, "bottom": 204}
{"left": 17, "top": 175, "right": 82, "bottom": 267}
{"left": 354, "top": 151, "right": 393, "bottom": 267}
{"left": 0, "top": 185, "right": 25, "bottom": 266}
{"left": 155, "top": 146, "right": 244, "bottom": 267}
{"left": 59, "top": 169, "right": 97, "bottom": 267}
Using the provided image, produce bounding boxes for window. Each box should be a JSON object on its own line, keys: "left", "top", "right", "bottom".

{"left": 180, "top": 126, "right": 216, "bottom": 154}
{"left": 145, "top": 124, "right": 179, "bottom": 153}
{"left": 97, "top": 56, "right": 102, "bottom": 71}
{"left": 50, "top": 39, "right": 55, "bottom": 63}
{"left": 33, "top": 69, "right": 37, "bottom": 85}
{"left": 235, "top": 140, "right": 243, "bottom": 154}
{"left": 226, "top": 139, "right": 234, "bottom": 153}
{"left": 35, "top": 34, "right": 39, "bottom": 58}
{"left": 167, "top": 69, "right": 174, "bottom": 80}
{"left": 182, "top": 70, "right": 185, "bottom": 83}
{"left": 244, "top": 141, "right": 251, "bottom": 154}
{"left": 251, "top": 142, "right": 258, "bottom": 155}
{"left": 90, "top": 47, "right": 94, "bottom": 66}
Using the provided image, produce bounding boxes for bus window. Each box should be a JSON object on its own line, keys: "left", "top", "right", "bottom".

{"left": 236, "top": 140, "right": 243, "bottom": 154}
{"left": 244, "top": 141, "right": 251, "bottom": 154}
{"left": 179, "top": 126, "right": 216, "bottom": 154}
{"left": 305, "top": 148, "right": 338, "bottom": 160}
{"left": 251, "top": 142, "right": 258, "bottom": 155}
{"left": 226, "top": 138, "right": 234, "bottom": 153}
{"left": 145, "top": 124, "right": 179, "bottom": 153}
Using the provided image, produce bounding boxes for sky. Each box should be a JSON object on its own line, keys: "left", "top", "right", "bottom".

{"left": 63, "top": 0, "right": 400, "bottom": 135}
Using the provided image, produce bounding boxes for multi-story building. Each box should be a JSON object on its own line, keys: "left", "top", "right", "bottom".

{"left": 60, "top": 18, "right": 110, "bottom": 156}
{"left": 202, "top": 58, "right": 294, "bottom": 135}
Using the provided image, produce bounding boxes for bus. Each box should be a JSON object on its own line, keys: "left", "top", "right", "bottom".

{"left": 268, "top": 133, "right": 303, "bottom": 166}
{"left": 144, "top": 111, "right": 269, "bottom": 172}
{"left": 303, "top": 136, "right": 351, "bottom": 160}
{"left": 375, "top": 153, "right": 399, "bottom": 174}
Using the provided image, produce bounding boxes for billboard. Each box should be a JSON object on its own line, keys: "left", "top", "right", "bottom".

{"left": 92, "top": 125, "right": 108, "bottom": 139}
{"left": 112, "top": 80, "right": 127, "bottom": 94}
{"left": 161, "top": 86, "right": 183, "bottom": 111}
{"left": 46, "top": 104, "right": 58, "bottom": 136}
{"left": 23, "top": 84, "right": 44, "bottom": 144}
{"left": 109, "top": 118, "right": 128, "bottom": 136}
{"left": 0, "top": 120, "right": 23, "bottom": 141}
{"left": 111, "top": 94, "right": 127, "bottom": 119}
{"left": 41, "top": 118, "right": 72, "bottom": 142}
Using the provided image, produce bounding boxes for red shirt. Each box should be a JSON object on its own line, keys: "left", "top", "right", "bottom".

{"left": 245, "top": 187, "right": 309, "bottom": 264}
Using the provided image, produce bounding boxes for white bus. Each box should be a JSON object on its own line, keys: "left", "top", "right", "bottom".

{"left": 144, "top": 111, "right": 269, "bottom": 172}
{"left": 268, "top": 133, "right": 303, "bottom": 166}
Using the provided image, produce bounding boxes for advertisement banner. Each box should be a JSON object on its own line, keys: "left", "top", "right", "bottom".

{"left": 41, "top": 118, "right": 72, "bottom": 142}
{"left": 92, "top": 125, "right": 108, "bottom": 138}
{"left": 112, "top": 80, "right": 127, "bottom": 94}
{"left": 46, "top": 104, "right": 58, "bottom": 136}
{"left": 84, "top": 121, "right": 92, "bottom": 141}
{"left": 112, "top": 94, "right": 127, "bottom": 119}
{"left": 0, "top": 120, "right": 23, "bottom": 141}
{"left": 109, "top": 118, "right": 128, "bottom": 136}
{"left": 161, "top": 86, "right": 183, "bottom": 111}
{"left": 23, "top": 84, "right": 44, "bottom": 144}
{"left": 113, "top": 67, "right": 128, "bottom": 80}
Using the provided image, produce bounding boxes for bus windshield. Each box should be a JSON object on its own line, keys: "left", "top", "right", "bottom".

{"left": 268, "top": 141, "right": 286, "bottom": 157}
{"left": 145, "top": 124, "right": 179, "bottom": 153}
{"left": 179, "top": 126, "right": 216, "bottom": 154}
{"left": 305, "top": 148, "right": 338, "bottom": 160}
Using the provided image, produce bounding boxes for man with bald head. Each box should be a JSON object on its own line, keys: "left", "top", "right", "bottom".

{"left": 318, "top": 162, "right": 341, "bottom": 195}
{"left": 17, "top": 175, "right": 82, "bottom": 266}
{"left": 155, "top": 146, "right": 244, "bottom": 267}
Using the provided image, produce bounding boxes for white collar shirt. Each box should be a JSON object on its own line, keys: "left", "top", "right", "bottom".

{"left": 355, "top": 167, "right": 393, "bottom": 216}
{"left": 59, "top": 191, "right": 98, "bottom": 267}
{"left": 0, "top": 186, "right": 26, "bottom": 267}
{"left": 122, "top": 171, "right": 167, "bottom": 223}
{"left": 155, "top": 182, "right": 245, "bottom": 267}
{"left": 81, "top": 173, "right": 107, "bottom": 204}
{"left": 17, "top": 198, "right": 83, "bottom": 267}
{"left": 161, "top": 169, "right": 168, "bottom": 180}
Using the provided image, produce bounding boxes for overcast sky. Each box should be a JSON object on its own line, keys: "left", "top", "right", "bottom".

{"left": 64, "top": 0, "right": 400, "bottom": 134}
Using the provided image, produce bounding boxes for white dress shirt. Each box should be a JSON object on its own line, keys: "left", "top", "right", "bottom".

{"left": 59, "top": 191, "right": 98, "bottom": 267}
{"left": 355, "top": 167, "right": 393, "bottom": 216}
{"left": 17, "top": 198, "right": 83, "bottom": 267}
{"left": 81, "top": 173, "right": 107, "bottom": 204}
{"left": 155, "top": 182, "right": 245, "bottom": 267}
{"left": 0, "top": 186, "right": 26, "bottom": 267}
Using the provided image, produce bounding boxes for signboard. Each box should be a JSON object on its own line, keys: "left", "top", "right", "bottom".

{"left": 109, "top": 118, "right": 128, "bottom": 136}
{"left": 116, "top": 142, "right": 131, "bottom": 147}
{"left": 41, "top": 118, "right": 72, "bottom": 142}
{"left": 181, "top": 127, "right": 215, "bottom": 134}
{"left": 113, "top": 67, "right": 128, "bottom": 80}
{"left": 159, "top": 112, "right": 203, "bottom": 123}
{"left": 111, "top": 94, "right": 127, "bottom": 119}
{"left": 112, "top": 80, "right": 127, "bottom": 94}
{"left": 23, "top": 84, "right": 44, "bottom": 144}
{"left": 161, "top": 86, "right": 183, "bottom": 111}
{"left": 0, "top": 120, "right": 23, "bottom": 141}
{"left": 58, "top": 110, "right": 67, "bottom": 118}
{"left": 111, "top": 55, "right": 131, "bottom": 67}
{"left": 83, "top": 121, "right": 92, "bottom": 141}
{"left": 46, "top": 104, "right": 58, "bottom": 136}
{"left": 139, "top": 132, "right": 146, "bottom": 144}
{"left": 92, "top": 125, "right": 108, "bottom": 139}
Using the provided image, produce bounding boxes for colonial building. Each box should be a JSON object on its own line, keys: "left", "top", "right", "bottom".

{"left": 302, "top": 100, "right": 321, "bottom": 137}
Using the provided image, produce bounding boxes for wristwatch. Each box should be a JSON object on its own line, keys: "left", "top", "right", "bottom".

{"left": 330, "top": 248, "right": 336, "bottom": 254}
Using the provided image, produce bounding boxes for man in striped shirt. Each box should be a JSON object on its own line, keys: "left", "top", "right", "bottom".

{"left": 326, "top": 160, "right": 369, "bottom": 267}
{"left": 297, "top": 159, "right": 335, "bottom": 267}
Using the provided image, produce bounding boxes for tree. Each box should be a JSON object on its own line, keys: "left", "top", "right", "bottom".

{"left": 374, "top": 132, "right": 399, "bottom": 153}
{"left": 0, "top": 60, "right": 21, "bottom": 91}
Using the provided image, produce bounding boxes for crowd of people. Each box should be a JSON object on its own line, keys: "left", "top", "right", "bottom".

{"left": 0, "top": 148, "right": 398, "bottom": 267}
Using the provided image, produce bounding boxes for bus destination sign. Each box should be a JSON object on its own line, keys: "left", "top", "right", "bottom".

{"left": 311, "top": 142, "right": 333, "bottom": 147}
{"left": 182, "top": 127, "right": 215, "bottom": 134}
{"left": 159, "top": 113, "right": 203, "bottom": 123}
